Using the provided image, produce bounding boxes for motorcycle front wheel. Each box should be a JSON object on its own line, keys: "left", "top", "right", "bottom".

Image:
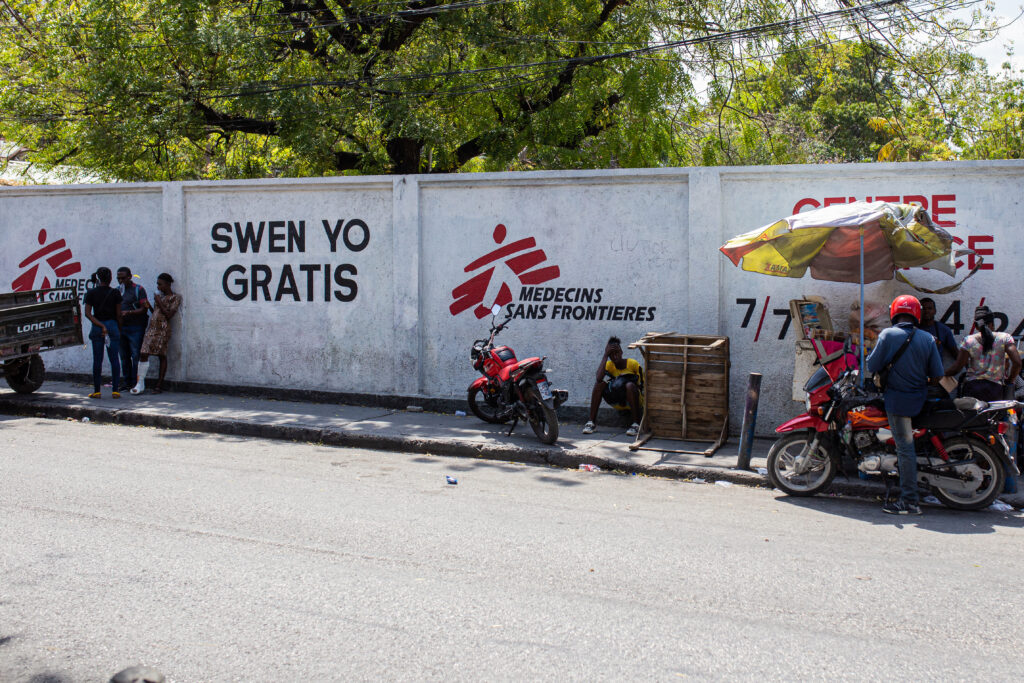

{"left": 930, "top": 436, "right": 1004, "bottom": 510}
{"left": 767, "top": 431, "right": 836, "bottom": 496}
{"left": 467, "top": 385, "right": 508, "bottom": 424}
{"left": 524, "top": 385, "right": 559, "bottom": 445}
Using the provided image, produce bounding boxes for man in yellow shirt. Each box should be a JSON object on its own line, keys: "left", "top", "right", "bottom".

{"left": 583, "top": 336, "right": 643, "bottom": 436}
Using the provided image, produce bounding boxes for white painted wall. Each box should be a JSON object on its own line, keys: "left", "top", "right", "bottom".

{"left": 2, "top": 161, "right": 1022, "bottom": 435}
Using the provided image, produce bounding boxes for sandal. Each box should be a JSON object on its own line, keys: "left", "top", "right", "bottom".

{"left": 87, "top": 391, "right": 101, "bottom": 399}
{"left": 582, "top": 421, "right": 596, "bottom": 434}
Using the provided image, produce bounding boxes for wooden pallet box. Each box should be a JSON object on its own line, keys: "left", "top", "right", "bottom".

{"left": 628, "top": 333, "right": 730, "bottom": 456}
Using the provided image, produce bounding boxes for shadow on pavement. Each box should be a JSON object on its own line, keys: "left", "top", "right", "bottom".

{"left": 26, "top": 674, "right": 72, "bottom": 683}
{"left": 777, "top": 494, "right": 1024, "bottom": 535}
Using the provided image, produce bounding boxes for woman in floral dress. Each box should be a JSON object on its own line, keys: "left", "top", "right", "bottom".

{"left": 131, "top": 273, "right": 182, "bottom": 394}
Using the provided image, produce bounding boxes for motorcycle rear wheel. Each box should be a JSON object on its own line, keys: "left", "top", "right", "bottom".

{"left": 524, "top": 385, "right": 559, "bottom": 445}
{"left": 767, "top": 431, "right": 836, "bottom": 496}
{"left": 467, "top": 385, "right": 508, "bottom": 424}
{"left": 930, "top": 436, "right": 1004, "bottom": 510}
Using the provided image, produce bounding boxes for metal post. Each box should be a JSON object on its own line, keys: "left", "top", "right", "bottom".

{"left": 859, "top": 227, "right": 865, "bottom": 387}
{"left": 736, "top": 372, "right": 762, "bottom": 470}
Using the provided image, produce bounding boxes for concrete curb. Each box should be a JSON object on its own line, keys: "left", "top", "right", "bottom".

{"left": 0, "top": 392, "right": 897, "bottom": 499}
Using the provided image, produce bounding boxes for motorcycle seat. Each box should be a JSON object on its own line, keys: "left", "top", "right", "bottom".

{"left": 912, "top": 397, "right": 988, "bottom": 430}
{"left": 499, "top": 358, "right": 541, "bottom": 383}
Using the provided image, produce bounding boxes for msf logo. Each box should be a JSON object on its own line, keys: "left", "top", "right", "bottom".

{"left": 12, "top": 229, "right": 83, "bottom": 291}
{"left": 449, "top": 223, "right": 560, "bottom": 318}
{"left": 17, "top": 320, "right": 56, "bottom": 334}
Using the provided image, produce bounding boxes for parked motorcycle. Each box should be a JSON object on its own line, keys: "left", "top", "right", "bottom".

{"left": 467, "top": 305, "right": 567, "bottom": 444}
{"left": 768, "top": 337, "right": 1021, "bottom": 510}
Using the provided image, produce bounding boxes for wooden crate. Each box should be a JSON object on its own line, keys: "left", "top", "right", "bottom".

{"left": 628, "top": 332, "right": 730, "bottom": 456}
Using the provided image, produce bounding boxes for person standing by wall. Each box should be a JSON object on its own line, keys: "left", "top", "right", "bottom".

{"left": 917, "top": 297, "right": 958, "bottom": 369}
{"left": 945, "top": 306, "right": 1021, "bottom": 402}
{"left": 82, "top": 267, "right": 123, "bottom": 399}
{"left": 131, "top": 273, "right": 182, "bottom": 394}
{"left": 865, "top": 295, "right": 944, "bottom": 516}
{"left": 116, "top": 266, "right": 149, "bottom": 392}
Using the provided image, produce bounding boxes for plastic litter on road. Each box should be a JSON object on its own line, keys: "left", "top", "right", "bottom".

{"left": 445, "top": 475, "right": 458, "bottom": 485}
{"left": 756, "top": 467, "right": 768, "bottom": 475}
{"left": 922, "top": 495, "right": 941, "bottom": 505}
{"left": 579, "top": 464, "right": 601, "bottom": 472}
{"left": 988, "top": 500, "right": 1014, "bottom": 512}
{"left": 715, "top": 481, "right": 733, "bottom": 488}
{"left": 454, "top": 410, "right": 466, "bottom": 417}
{"left": 406, "top": 405, "right": 424, "bottom": 412}
{"left": 691, "top": 478, "right": 706, "bottom": 484}
{"left": 81, "top": 417, "right": 90, "bottom": 423}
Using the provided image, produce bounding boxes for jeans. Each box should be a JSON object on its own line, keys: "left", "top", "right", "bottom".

{"left": 88, "top": 321, "right": 121, "bottom": 393}
{"left": 887, "top": 412, "right": 918, "bottom": 505}
{"left": 120, "top": 325, "right": 145, "bottom": 387}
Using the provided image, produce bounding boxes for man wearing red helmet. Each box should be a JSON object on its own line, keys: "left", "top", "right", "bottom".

{"left": 865, "top": 294, "right": 944, "bottom": 515}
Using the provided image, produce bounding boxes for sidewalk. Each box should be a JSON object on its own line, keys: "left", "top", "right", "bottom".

{"left": 1, "top": 380, "right": 1021, "bottom": 507}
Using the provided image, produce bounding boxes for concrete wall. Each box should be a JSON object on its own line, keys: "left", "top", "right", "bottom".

{"left": 3, "top": 161, "right": 1023, "bottom": 434}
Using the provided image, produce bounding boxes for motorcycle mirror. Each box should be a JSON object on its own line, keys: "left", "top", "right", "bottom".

{"left": 490, "top": 304, "right": 501, "bottom": 318}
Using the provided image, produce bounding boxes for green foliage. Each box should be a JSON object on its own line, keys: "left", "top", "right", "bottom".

{"left": 1, "top": 0, "right": 1021, "bottom": 179}
{"left": 0, "top": 0, "right": 697, "bottom": 179}
{"left": 670, "top": 34, "right": 1021, "bottom": 166}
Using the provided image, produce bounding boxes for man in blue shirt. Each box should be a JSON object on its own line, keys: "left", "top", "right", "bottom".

{"left": 865, "top": 295, "right": 944, "bottom": 515}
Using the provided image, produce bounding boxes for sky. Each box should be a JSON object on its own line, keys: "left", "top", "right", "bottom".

{"left": 963, "top": 0, "right": 1024, "bottom": 72}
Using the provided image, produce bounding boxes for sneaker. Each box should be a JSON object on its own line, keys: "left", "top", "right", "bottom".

{"left": 883, "top": 499, "right": 922, "bottom": 515}
{"left": 111, "top": 391, "right": 121, "bottom": 399}
{"left": 87, "top": 391, "right": 101, "bottom": 399}
{"left": 626, "top": 423, "right": 640, "bottom": 437}
{"left": 582, "top": 421, "right": 596, "bottom": 434}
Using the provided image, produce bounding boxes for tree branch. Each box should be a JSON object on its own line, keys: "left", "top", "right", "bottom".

{"left": 194, "top": 101, "right": 279, "bottom": 136}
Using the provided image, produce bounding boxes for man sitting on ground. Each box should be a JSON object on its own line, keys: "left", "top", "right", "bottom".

{"left": 583, "top": 336, "right": 643, "bottom": 437}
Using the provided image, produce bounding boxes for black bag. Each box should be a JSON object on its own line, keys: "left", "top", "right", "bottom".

{"left": 876, "top": 328, "right": 915, "bottom": 391}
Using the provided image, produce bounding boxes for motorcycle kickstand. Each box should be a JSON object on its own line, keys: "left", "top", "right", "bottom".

{"left": 506, "top": 416, "right": 518, "bottom": 436}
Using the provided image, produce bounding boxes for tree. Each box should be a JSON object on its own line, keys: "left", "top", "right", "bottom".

{"left": 0, "top": 0, "right": 1006, "bottom": 179}
{"left": 667, "top": 14, "right": 1006, "bottom": 166}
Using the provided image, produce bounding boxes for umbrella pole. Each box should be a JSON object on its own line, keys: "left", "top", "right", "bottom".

{"left": 859, "top": 227, "right": 865, "bottom": 387}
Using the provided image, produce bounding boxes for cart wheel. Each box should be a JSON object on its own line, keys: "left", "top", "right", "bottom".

{"left": 4, "top": 354, "right": 45, "bottom": 394}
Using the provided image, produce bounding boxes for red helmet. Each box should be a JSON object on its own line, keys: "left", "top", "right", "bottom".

{"left": 890, "top": 295, "right": 921, "bottom": 323}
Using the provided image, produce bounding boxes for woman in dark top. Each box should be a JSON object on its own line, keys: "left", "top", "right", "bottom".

{"left": 83, "top": 267, "right": 124, "bottom": 398}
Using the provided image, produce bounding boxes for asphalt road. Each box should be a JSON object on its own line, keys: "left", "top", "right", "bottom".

{"left": 2, "top": 415, "right": 1023, "bottom": 682}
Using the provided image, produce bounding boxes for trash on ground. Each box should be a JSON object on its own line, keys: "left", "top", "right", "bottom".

{"left": 81, "top": 416, "right": 90, "bottom": 423}
{"left": 446, "top": 475, "right": 458, "bottom": 485}
{"left": 454, "top": 410, "right": 466, "bottom": 417}
{"left": 922, "top": 495, "right": 941, "bottom": 505}
{"left": 691, "top": 478, "right": 706, "bottom": 484}
{"left": 406, "top": 405, "right": 424, "bottom": 412}
{"left": 579, "top": 464, "right": 601, "bottom": 472}
{"left": 756, "top": 467, "right": 768, "bottom": 475}
{"left": 988, "top": 499, "right": 1014, "bottom": 512}
{"left": 715, "top": 480, "right": 733, "bottom": 488}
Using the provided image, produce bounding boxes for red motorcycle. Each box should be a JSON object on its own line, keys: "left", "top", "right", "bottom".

{"left": 767, "top": 337, "right": 1020, "bottom": 510}
{"left": 467, "top": 305, "right": 567, "bottom": 444}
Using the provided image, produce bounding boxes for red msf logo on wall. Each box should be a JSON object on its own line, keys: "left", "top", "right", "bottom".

{"left": 449, "top": 223, "right": 561, "bottom": 318}
{"left": 11, "top": 229, "right": 83, "bottom": 291}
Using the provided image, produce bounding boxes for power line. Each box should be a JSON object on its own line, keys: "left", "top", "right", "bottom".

{"left": 199, "top": 0, "right": 937, "bottom": 99}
